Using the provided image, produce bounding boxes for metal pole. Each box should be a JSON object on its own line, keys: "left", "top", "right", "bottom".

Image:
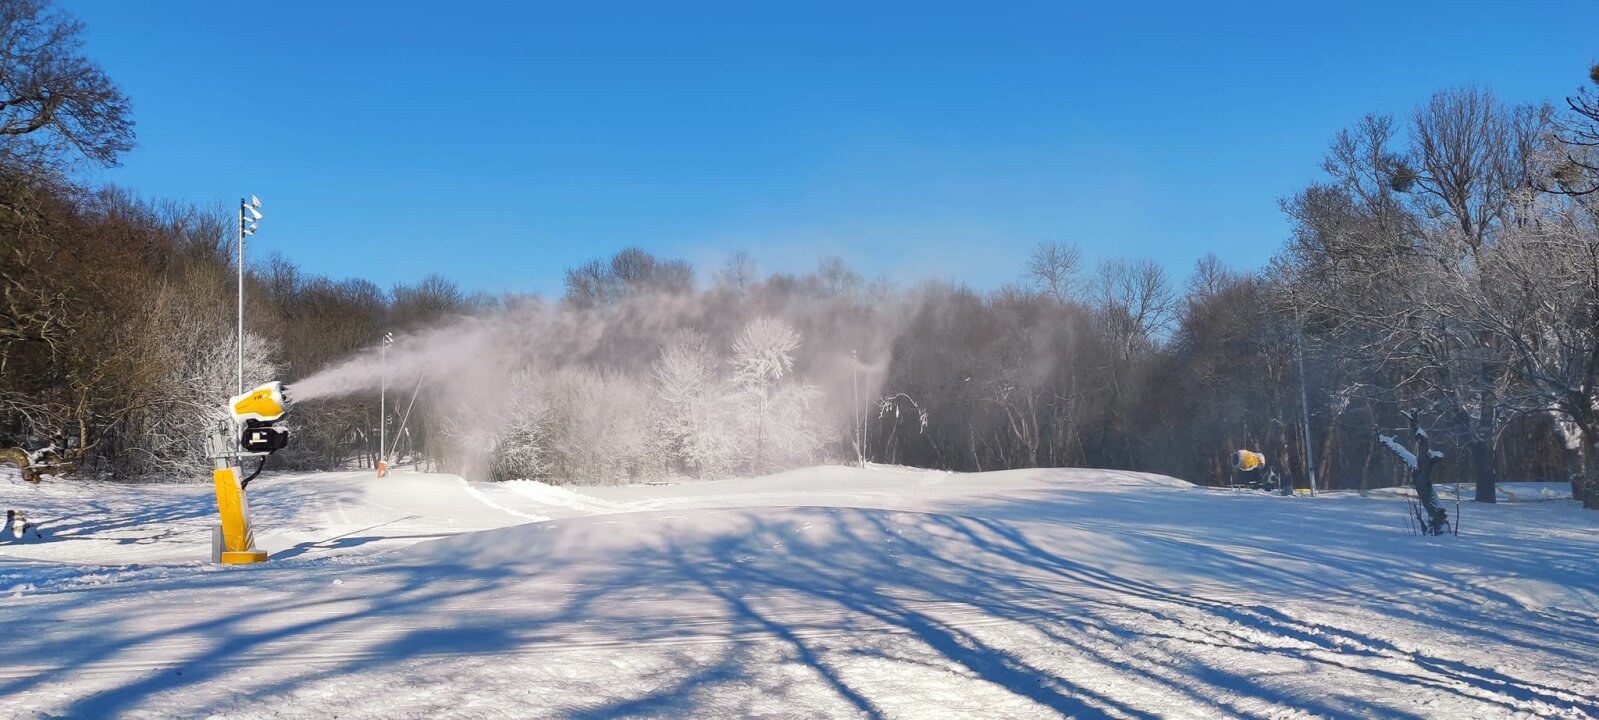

{"left": 853, "top": 349, "right": 862, "bottom": 467}
{"left": 380, "top": 340, "right": 386, "bottom": 464}
{"left": 237, "top": 199, "right": 245, "bottom": 396}
{"left": 1296, "top": 307, "right": 1317, "bottom": 494}
{"left": 391, "top": 370, "right": 426, "bottom": 466}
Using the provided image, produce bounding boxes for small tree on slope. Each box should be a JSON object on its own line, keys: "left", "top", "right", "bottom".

{"left": 1379, "top": 411, "right": 1450, "bottom": 535}
{"left": 732, "top": 317, "right": 813, "bottom": 474}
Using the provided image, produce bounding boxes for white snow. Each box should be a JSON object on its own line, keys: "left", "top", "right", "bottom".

{"left": 1378, "top": 434, "right": 1418, "bottom": 470}
{"left": 2, "top": 467, "right": 1596, "bottom": 718}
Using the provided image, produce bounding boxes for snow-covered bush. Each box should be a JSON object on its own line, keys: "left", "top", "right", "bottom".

{"left": 117, "top": 281, "right": 280, "bottom": 479}
{"left": 543, "top": 367, "right": 651, "bottom": 484}
{"left": 490, "top": 367, "right": 551, "bottom": 481}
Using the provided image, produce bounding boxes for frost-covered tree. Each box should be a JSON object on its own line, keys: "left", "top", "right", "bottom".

{"left": 759, "top": 381, "right": 823, "bottom": 470}
{"left": 1465, "top": 191, "right": 1599, "bottom": 508}
{"left": 732, "top": 317, "right": 820, "bottom": 473}
{"left": 491, "top": 367, "right": 550, "bottom": 481}
{"left": 544, "top": 367, "right": 651, "bottom": 484}
{"left": 650, "top": 332, "right": 741, "bottom": 477}
{"left": 98, "top": 266, "right": 283, "bottom": 479}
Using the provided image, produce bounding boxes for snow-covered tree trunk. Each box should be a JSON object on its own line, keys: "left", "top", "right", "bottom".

{"left": 1380, "top": 411, "right": 1450, "bottom": 535}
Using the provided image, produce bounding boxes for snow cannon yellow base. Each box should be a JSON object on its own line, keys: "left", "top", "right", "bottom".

{"left": 213, "top": 466, "right": 269, "bottom": 564}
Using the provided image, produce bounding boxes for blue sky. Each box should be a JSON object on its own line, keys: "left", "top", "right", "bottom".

{"left": 68, "top": 1, "right": 1596, "bottom": 296}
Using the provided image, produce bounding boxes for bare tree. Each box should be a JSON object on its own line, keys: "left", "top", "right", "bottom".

{"left": 1283, "top": 90, "right": 1554, "bottom": 505}
{"left": 0, "top": 0, "right": 133, "bottom": 170}
{"left": 715, "top": 250, "right": 757, "bottom": 293}
{"left": 1466, "top": 192, "right": 1599, "bottom": 508}
{"left": 1091, "top": 258, "right": 1176, "bottom": 361}
{"left": 817, "top": 256, "right": 862, "bottom": 297}
{"left": 1027, "top": 240, "right": 1083, "bottom": 302}
{"left": 1185, "top": 254, "right": 1239, "bottom": 304}
{"left": 562, "top": 248, "right": 693, "bottom": 308}
{"left": 1548, "top": 63, "right": 1599, "bottom": 197}
{"left": 1405, "top": 88, "right": 1520, "bottom": 252}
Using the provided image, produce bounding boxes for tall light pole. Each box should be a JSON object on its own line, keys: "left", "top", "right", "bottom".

{"left": 379, "top": 331, "right": 393, "bottom": 476}
{"left": 1295, "top": 307, "right": 1317, "bottom": 494}
{"left": 237, "top": 195, "right": 263, "bottom": 396}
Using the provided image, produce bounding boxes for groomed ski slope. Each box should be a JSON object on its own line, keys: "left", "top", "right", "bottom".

{"left": 1, "top": 467, "right": 1596, "bottom": 719}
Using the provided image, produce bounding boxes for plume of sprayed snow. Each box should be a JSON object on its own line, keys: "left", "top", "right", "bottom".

{"left": 288, "top": 290, "right": 912, "bottom": 475}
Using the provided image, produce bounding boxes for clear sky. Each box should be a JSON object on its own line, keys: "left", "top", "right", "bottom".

{"left": 66, "top": 1, "right": 1597, "bottom": 296}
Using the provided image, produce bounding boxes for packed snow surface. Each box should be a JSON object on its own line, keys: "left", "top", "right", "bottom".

{"left": 1, "top": 466, "right": 1596, "bottom": 719}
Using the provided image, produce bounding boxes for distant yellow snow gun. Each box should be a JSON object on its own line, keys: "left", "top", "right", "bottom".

{"left": 1231, "top": 449, "right": 1286, "bottom": 494}
{"left": 208, "top": 381, "right": 293, "bottom": 564}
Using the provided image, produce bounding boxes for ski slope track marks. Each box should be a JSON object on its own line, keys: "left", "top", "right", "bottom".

{"left": 1, "top": 466, "right": 1596, "bottom": 718}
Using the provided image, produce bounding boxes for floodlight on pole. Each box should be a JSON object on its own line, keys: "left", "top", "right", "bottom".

{"left": 379, "top": 332, "right": 394, "bottom": 478}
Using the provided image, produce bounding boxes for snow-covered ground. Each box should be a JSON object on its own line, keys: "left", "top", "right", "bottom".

{"left": 1, "top": 467, "right": 1596, "bottom": 719}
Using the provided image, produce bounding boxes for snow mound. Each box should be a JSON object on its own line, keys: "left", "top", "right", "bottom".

{"left": 674, "top": 464, "right": 1196, "bottom": 495}
{"left": 497, "top": 478, "right": 630, "bottom": 514}
{"left": 1363, "top": 481, "right": 1574, "bottom": 503}
{"left": 581, "top": 464, "right": 1196, "bottom": 516}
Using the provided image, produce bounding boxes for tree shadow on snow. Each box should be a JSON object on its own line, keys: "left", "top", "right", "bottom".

{"left": 4, "top": 483, "right": 1597, "bottom": 719}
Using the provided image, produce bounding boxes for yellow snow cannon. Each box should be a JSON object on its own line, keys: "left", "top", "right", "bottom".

{"left": 230, "top": 381, "right": 289, "bottom": 423}
{"left": 210, "top": 381, "right": 293, "bottom": 565}
{"left": 1233, "top": 450, "right": 1265, "bottom": 472}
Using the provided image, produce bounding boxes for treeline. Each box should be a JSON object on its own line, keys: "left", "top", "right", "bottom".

{"left": 1, "top": 1, "right": 1596, "bottom": 508}
{"left": 1280, "top": 79, "right": 1599, "bottom": 510}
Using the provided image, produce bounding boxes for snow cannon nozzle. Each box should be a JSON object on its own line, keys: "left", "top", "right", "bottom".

{"left": 229, "top": 381, "right": 291, "bottom": 455}
{"left": 230, "top": 381, "right": 289, "bottom": 424}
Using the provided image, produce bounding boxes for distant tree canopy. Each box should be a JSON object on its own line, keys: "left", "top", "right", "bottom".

{"left": 563, "top": 247, "right": 694, "bottom": 308}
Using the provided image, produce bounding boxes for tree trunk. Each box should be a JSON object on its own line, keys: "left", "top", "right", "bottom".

{"left": 1277, "top": 417, "right": 1294, "bottom": 490}
{"left": 1576, "top": 432, "right": 1599, "bottom": 510}
{"left": 1318, "top": 416, "right": 1339, "bottom": 491}
{"left": 1362, "top": 432, "right": 1375, "bottom": 489}
{"left": 1413, "top": 427, "right": 1449, "bottom": 534}
{"left": 1468, "top": 438, "right": 1497, "bottom": 504}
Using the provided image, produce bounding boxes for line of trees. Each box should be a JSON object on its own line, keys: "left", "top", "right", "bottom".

{"left": 1, "top": 1, "right": 1595, "bottom": 509}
